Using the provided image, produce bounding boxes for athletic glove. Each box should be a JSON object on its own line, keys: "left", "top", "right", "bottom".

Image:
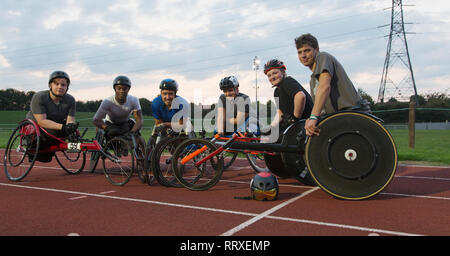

{"left": 282, "top": 114, "right": 301, "bottom": 125}
{"left": 62, "top": 122, "right": 79, "bottom": 136}
{"left": 104, "top": 124, "right": 122, "bottom": 137}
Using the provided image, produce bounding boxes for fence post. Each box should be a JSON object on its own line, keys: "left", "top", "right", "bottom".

{"left": 408, "top": 100, "right": 416, "bottom": 148}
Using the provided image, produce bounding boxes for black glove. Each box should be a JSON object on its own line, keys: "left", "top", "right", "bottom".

{"left": 282, "top": 114, "right": 301, "bottom": 125}
{"left": 62, "top": 122, "right": 79, "bottom": 136}
{"left": 104, "top": 124, "right": 122, "bottom": 138}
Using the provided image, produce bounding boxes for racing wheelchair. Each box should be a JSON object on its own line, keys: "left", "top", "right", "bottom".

{"left": 144, "top": 125, "right": 269, "bottom": 188}
{"left": 88, "top": 127, "right": 147, "bottom": 186}
{"left": 3, "top": 119, "right": 96, "bottom": 181}
{"left": 170, "top": 111, "right": 398, "bottom": 200}
{"left": 3, "top": 119, "right": 146, "bottom": 186}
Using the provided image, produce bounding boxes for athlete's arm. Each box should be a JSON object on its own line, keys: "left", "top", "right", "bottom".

{"left": 33, "top": 113, "right": 64, "bottom": 130}
{"left": 305, "top": 72, "right": 331, "bottom": 136}
{"left": 217, "top": 107, "right": 225, "bottom": 134}
{"left": 293, "top": 91, "right": 306, "bottom": 119}
{"left": 131, "top": 109, "right": 143, "bottom": 133}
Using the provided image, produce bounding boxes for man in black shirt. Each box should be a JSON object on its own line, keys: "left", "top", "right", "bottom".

{"left": 263, "top": 59, "right": 313, "bottom": 137}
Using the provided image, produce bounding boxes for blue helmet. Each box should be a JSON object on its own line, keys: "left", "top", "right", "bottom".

{"left": 160, "top": 78, "right": 178, "bottom": 92}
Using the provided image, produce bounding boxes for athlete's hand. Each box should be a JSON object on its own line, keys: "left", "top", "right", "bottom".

{"left": 305, "top": 118, "right": 320, "bottom": 137}
{"left": 62, "top": 122, "right": 79, "bottom": 135}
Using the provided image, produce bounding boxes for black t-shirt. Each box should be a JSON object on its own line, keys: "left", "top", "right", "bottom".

{"left": 273, "top": 76, "right": 313, "bottom": 120}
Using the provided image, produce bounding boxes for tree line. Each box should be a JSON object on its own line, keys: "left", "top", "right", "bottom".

{"left": 1, "top": 88, "right": 448, "bottom": 123}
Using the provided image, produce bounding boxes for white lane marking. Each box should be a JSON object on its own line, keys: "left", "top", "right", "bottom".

{"left": 99, "top": 190, "right": 116, "bottom": 195}
{"left": 395, "top": 175, "right": 450, "bottom": 181}
{"left": 0, "top": 182, "right": 426, "bottom": 236}
{"left": 220, "top": 187, "right": 320, "bottom": 236}
{"left": 380, "top": 192, "right": 450, "bottom": 200}
{"left": 69, "top": 196, "right": 88, "bottom": 200}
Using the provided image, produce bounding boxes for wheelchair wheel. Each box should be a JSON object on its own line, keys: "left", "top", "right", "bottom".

{"left": 3, "top": 120, "right": 40, "bottom": 181}
{"left": 88, "top": 129, "right": 105, "bottom": 172}
{"left": 151, "top": 136, "right": 186, "bottom": 187}
{"left": 305, "top": 112, "right": 398, "bottom": 200}
{"left": 280, "top": 121, "right": 316, "bottom": 186}
{"left": 143, "top": 136, "right": 157, "bottom": 186}
{"left": 134, "top": 135, "right": 147, "bottom": 184}
{"left": 55, "top": 151, "right": 86, "bottom": 174}
{"left": 244, "top": 134, "right": 269, "bottom": 173}
{"left": 263, "top": 153, "right": 292, "bottom": 178}
{"left": 246, "top": 153, "right": 269, "bottom": 173}
{"left": 223, "top": 151, "right": 238, "bottom": 170}
{"left": 172, "top": 138, "right": 224, "bottom": 191}
{"left": 102, "top": 136, "right": 134, "bottom": 186}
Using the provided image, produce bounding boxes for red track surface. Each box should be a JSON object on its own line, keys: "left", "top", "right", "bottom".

{"left": 1, "top": 155, "right": 449, "bottom": 237}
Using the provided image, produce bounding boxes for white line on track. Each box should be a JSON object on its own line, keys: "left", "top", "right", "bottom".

{"left": 395, "top": 175, "right": 450, "bottom": 181}
{"left": 99, "top": 190, "right": 116, "bottom": 195}
{"left": 380, "top": 192, "right": 450, "bottom": 200}
{"left": 0, "top": 182, "right": 425, "bottom": 236}
{"left": 69, "top": 196, "right": 88, "bottom": 200}
{"left": 221, "top": 187, "right": 320, "bottom": 236}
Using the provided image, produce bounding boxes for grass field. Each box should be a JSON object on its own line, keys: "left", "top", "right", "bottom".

{"left": 1, "top": 111, "right": 449, "bottom": 165}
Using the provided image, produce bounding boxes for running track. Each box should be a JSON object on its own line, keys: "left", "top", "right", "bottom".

{"left": 1, "top": 157, "right": 449, "bottom": 237}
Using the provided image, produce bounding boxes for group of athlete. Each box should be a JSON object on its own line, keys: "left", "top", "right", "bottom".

{"left": 26, "top": 33, "right": 370, "bottom": 165}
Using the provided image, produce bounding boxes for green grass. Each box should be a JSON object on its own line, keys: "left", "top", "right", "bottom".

{"left": 0, "top": 111, "right": 449, "bottom": 165}
{"left": 389, "top": 129, "right": 450, "bottom": 165}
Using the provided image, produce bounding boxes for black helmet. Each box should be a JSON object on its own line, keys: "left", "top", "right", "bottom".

{"left": 113, "top": 75, "right": 131, "bottom": 89}
{"left": 250, "top": 172, "right": 279, "bottom": 201}
{"left": 159, "top": 78, "right": 178, "bottom": 91}
{"left": 219, "top": 76, "right": 239, "bottom": 90}
{"left": 263, "top": 59, "right": 286, "bottom": 75}
{"left": 49, "top": 71, "right": 70, "bottom": 85}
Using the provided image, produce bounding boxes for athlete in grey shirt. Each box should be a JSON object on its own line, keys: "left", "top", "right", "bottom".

{"left": 93, "top": 76, "right": 143, "bottom": 138}
{"left": 295, "top": 33, "right": 370, "bottom": 136}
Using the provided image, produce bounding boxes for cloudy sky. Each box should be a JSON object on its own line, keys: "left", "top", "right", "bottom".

{"left": 0, "top": 0, "right": 449, "bottom": 105}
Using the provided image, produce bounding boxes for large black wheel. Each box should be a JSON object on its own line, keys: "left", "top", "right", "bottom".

{"left": 305, "top": 112, "right": 398, "bottom": 200}
{"left": 3, "top": 120, "right": 40, "bottom": 181}
{"left": 172, "top": 138, "right": 224, "bottom": 191}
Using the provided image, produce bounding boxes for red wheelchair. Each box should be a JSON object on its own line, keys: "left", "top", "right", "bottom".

{"left": 3, "top": 119, "right": 101, "bottom": 182}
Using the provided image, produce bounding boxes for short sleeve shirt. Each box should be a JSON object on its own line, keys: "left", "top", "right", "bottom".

{"left": 93, "top": 95, "right": 141, "bottom": 124}
{"left": 310, "top": 51, "right": 362, "bottom": 114}
{"left": 273, "top": 76, "right": 313, "bottom": 119}
{"left": 216, "top": 92, "right": 256, "bottom": 132}
{"left": 26, "top": 90, "right": 76, "bottom": 124}
{"left": 151, "top": 95, "right": 189, "bottom": 122}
